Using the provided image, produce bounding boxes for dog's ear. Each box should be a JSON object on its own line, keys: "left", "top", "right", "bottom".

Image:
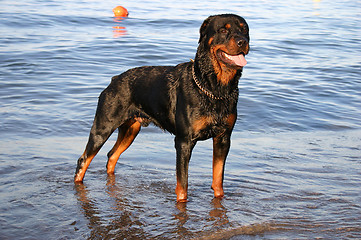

{"left": 199, "top": 15, "right": 216, "bottom": 43}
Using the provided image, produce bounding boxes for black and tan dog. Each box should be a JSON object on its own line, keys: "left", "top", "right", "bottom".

{"left": 75, "top": 14, "right": 250, "bottom": 202}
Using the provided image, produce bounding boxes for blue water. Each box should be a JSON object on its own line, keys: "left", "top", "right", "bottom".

{"left": 1, "top": 0, "right": 360, "bottom": 239}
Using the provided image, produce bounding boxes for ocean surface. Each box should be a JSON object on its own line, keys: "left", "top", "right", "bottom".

{"left": 1, "top": 0, "right": 360, "bottom": 239}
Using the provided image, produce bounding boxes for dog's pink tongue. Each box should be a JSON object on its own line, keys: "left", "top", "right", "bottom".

{"left": 229, "top": 54, "right": 247, "bottom": 67}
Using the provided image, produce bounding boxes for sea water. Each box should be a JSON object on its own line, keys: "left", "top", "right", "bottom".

{"left": 1, "top": 0, "right": 360, "bottom": 239}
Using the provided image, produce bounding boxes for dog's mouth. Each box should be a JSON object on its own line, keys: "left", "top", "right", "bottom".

{"left": 218, "top": 51, "right": 247, "bottom": 68}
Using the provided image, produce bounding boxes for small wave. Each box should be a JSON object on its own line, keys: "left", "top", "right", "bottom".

{"left": 196, "top": 222, "right": 274, "bottom": 240}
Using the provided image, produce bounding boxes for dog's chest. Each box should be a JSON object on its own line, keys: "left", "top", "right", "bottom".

{"left": 191, "top": 113, "right": 235, "bottom": 140}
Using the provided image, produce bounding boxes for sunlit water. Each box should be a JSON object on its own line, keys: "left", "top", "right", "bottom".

{"left": 1, "top": 0, "right": 360, "bottom": 239}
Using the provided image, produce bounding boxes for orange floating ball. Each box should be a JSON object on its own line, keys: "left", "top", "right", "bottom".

{"left": 113, "top": 6, "right": 128, "bottom": 17}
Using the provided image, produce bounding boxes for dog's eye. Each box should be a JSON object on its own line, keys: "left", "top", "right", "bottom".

{"left": 219, "top": 28, "right": 228, "bottom": 34}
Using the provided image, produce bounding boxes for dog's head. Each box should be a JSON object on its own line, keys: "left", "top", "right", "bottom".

{"left": 198, "top": 14, "right": 250, "bottom": 84}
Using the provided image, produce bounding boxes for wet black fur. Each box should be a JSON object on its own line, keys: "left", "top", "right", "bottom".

{"left": 75, "top": 14, "right": 250, "bottom": 199}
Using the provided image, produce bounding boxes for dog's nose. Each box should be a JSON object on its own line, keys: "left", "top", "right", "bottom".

{"left": 236, "top": 37, "right": 247, "bottom": 47}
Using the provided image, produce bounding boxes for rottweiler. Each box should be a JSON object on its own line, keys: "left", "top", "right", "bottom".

{"left": 74, "top": 14, "right": 250, "bottom": 202}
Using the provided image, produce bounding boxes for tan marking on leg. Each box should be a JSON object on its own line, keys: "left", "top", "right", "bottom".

{"left": 211, "top": 159, "right": 225, "bottom": 198}
{"left": 192, "top": 116, "right": 213, "bottom": 133}
{"left": 74, "top": 150, "right": 99, "bottom": 182}
{"left": 226, "top": 113, "right": 237, "bottom": 129}
{"left": 106, "top": 121, "right": 141, "bottom": 174}
{"left": 175, "top": 180, "right": 188, "bottom": 202}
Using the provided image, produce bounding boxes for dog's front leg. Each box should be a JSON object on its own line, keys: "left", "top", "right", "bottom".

{"left": 212, "top": 134, "right": 231, "bottom": 198}
{"left": 174, "top": 137, "right": 195, "bottom": 202}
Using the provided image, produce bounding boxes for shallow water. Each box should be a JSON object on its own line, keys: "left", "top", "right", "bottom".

{"left": 1, "top": 0, "right": 361, "bottom": 239}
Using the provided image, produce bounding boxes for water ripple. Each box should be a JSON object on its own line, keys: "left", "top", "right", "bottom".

{"left": 1, "top": 0, "right": 361, "bottom": 239}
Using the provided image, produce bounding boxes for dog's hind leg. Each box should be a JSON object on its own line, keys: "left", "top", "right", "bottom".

{"left": 74, "top": 120, "right": 116, "bottom": 182}
{"left": 74, "top": 143, "right": 101, "bottom": 183}
{"left": 74, "top": 88, "right": 125, "bottom": 182}
{"left": 106, "top": 119, "right": 141, "bottom": 174}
